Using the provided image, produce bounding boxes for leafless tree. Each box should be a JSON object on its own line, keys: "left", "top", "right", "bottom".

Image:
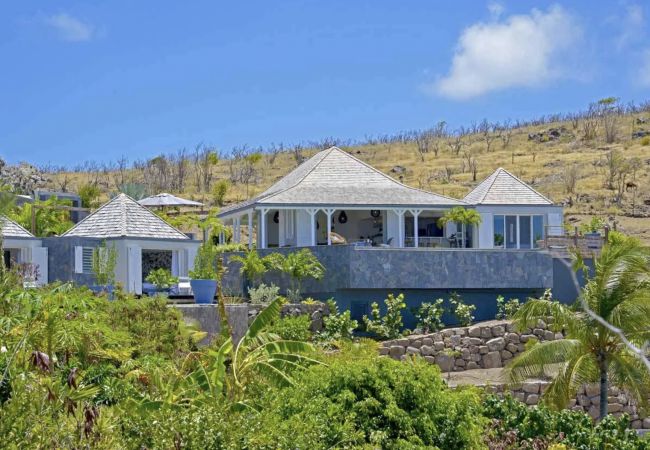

{"left": 496, "top": 120, "right": 513, "bottom": 149}
{"left": 415, "top": 132, "right": 431, "bottom": 162}
{"left": 562, "top": 164, "right": 579, "bottom": 194}
{"left": 113, "top": 156, "right": 129, "bottom": 190}
{"left": 446, "top": 129, "right": 466, "bottom": 156}
{"left": 479, "top": 119, "right": 497, "bottom": 152}
{"left": 582, "top": 104, "right": 599, "bottom": 141}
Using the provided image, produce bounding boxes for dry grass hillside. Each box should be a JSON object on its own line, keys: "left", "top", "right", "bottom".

{"left": 47, "top": 105, "right": 650, "bottom": 242}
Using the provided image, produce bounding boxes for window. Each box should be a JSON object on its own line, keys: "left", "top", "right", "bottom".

{"left": 493, "top": 214, "right": 545, "bottom": 249}
{"left": 82, "top": 248, "right": 93, "bottom": 273}
{"left": 493, "top": 215, "right": 504, "bottom": 247}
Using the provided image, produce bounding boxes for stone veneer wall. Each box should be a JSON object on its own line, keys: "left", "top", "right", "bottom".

{"left": 247, "top": 303, "right": 330, "bottom": 332}
{"left": 485, "top": 382, "right": 649, "bottom": 429}
{"left": 379, "top": 319, "right": 563, "bottom": 371}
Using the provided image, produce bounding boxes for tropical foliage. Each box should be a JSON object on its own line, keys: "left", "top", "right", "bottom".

{"left": 449, "top": 291, "right": 476, "bottom": 326}
{"left": 506, "top": 238, "right": 650, "bottom": 419}
{"left": 10, "top": 197, "right": 74, "bottom": 237}
{"left": 145, "top": 268, "right": 178, "bottom": 290}
{"left": 91, "top": 242, "right": 118, "bottom": 287}
{"left": 414, "top": 298, "right": 445, "bottom": 333}
{"left": 363, "top": 293, "right": 407, "bottom": 340}
{"left": 265, "top": 248, "right": 325, "bottom": 301}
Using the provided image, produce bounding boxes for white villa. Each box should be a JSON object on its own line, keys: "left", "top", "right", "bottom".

{"left": 1, "top": 216, "right": 48, "bottom": 285}
{"left": 218, "top": 147, "right": 563, "bottom": 250}
{"left": 48, "top": 194, "right": 200, "bottom": 294}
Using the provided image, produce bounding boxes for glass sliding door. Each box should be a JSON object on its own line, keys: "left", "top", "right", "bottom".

{"left": 519, "top": 216, "right": 532, "bottom": 249}
{"left": 493, "top": 215, "right": 505, "bottom": 248}
{"left": 532, "top": 216, "right": 544, "bottom": 248}
{"left": 505, "top": 215, "right": 518, "bottom": 248}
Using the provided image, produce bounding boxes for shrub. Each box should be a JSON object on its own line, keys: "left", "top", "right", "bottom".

{"left": 267, "top": 315, "right": 311, "bottom": 341}
{"left": 449, "top": 292, "right": 475, "bottom": 326}
{"left": 363, "top": 293, "right": 406, "bottom": 340}
{"left": 189, "top": 243, "right": 217, "bottom": 279}
{"left": 145, "top": 268, "right": 178, "bottom": 290}
{"left": 483, "top": 394, "right": 649, "bottom": 450}
{"left": 641, "top": 136, "right": 650, "bottom": 146}
{"left": 92, "top": 241, "right": 118, "bottom": 286}
{"left": 212, "top": 179, "right": 229, "bottom": 206}
{"left": 495, "top": 295, "right": 521, "bottom": 320}
{"left": 243, "top": 356, "right": 485, "bottom": 449}
{"left": 247, "top": 283, "right": 279, "bottom": 305}
{"left": 319, "top": 299, "right": 358, "bottom": 341}
{"left": 414, "top": 299, "right": 445, "bottom": 333}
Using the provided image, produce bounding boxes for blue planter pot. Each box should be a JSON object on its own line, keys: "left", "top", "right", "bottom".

{"left": 190, "top": 279, "right": 217, "bottom": 304}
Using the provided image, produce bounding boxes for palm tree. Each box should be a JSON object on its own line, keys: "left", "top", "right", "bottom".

{"left": 437, "top": 207, "right": 482, "bottom": 248}
{"left": 506, "top": 238, "right": 650, "bottom": 420}
{"left": 265, "top": 248, "right": 325, "bottom": 301}
{"left": 231, "top": 249, "right": 270, "bottom": 292}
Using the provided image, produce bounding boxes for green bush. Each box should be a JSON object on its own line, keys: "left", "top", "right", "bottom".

{"left": 449, "top": 292, "right": 475, "bottom": 326}
{"left": 414, "top": 299, "right": 445, "bottom": 333}
{"left": 495, "top": 295, "right": 521, "bottom": 320}
{"left": 319, "top": 299, "right": 358, "bottom": 341}
{"left": 363, "top": 293, "right": 406, "bottom": 340}
{"left": 247, "top": 283, "right": 280, "bottom": 305}
{"left": 240, "top": 356, "right": 485, "bottom": 449}
{"left": 483, "top": 394, "right": 649, "bottom": 450}
{"left": 267, "top": 314, "right": 312, "bottom": 341}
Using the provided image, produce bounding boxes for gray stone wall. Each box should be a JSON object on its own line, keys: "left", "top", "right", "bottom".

{"left": 380, "top": 319, "right": 563, "bottom": 371}
{"left": 221, "top": 246, "right": 554, "bottom": 297}
{"left": 173, "top": 304, "right": 249, "bottom": 345}
{"left": 42, "top": 236, "right": 102, "bottom": 286}
{"left": 485, "top": 382, "right": 649, "bottom": 429}
{"left": 247, "top": 302, "right": 330, "bottom": 332}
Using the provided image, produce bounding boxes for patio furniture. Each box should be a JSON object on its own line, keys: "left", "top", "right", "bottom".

{"left": 176, "top": 277, "right": 193, "bottom": 296}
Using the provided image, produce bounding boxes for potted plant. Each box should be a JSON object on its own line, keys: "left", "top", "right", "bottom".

{"left": 580, "top": 216, "right": 605, "bottom": 237}
{"left": 189, "top": 243, "right": 217, "bottom": 304}
{"left": 145, "top": 268, "right": 178, "bottom": 297}
{"left": 91, "top": 242, "right": 117, "bottom": 299}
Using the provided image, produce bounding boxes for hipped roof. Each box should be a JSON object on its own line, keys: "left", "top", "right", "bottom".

{"left": 62, "top": 193, "right": 190, "bottom": 240}
{"left": 219, "top": 147, "right": 465, "bottom": 217}
{"left": 463, "top": 168, "right": 553, "bottom": 205}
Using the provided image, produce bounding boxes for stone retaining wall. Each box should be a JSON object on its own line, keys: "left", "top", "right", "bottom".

{"left": 380, "top": 320, "right": 563, "bottom": 371}
{"left": 485, "top": 381, "right": 650, "bottom": 429}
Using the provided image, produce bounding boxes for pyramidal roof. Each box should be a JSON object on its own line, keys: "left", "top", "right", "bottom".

{"left": 63, "top": 193, "right": 190, "bottom": 240}
{"left": 219, "top": 147, "right": 464, "bottom": 216}
{"left": 1, "top": 216, "right": 35, "bottom": 238}
{"left": 463, "top": 168, "right": 553, "bottom": 205}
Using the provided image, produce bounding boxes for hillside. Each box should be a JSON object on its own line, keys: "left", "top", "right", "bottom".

{"left": 34, "top": 102, "right": 650, "bottom": 242}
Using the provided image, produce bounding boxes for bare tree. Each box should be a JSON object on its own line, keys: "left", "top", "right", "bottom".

{"left": 479, "top": 119, "right": 496, "bottom": 152}
{"left": 496, "top": 120, "right": 513, "bottom": 149}
{"left": 446, "top": 129, "right": 466, "bottom": 156}
{"left": 415, "top": 132, "right": 431, "bottom": 162}
{"left": 582, "top": 104, "right": 599, "bottom": 141}
{"left": 562, "top": 164, "right": 579, "bottom": 194}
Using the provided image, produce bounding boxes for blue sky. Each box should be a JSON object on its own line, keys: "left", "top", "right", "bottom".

{"left": 1, "top": 1, "right": 649, "bottom": 166}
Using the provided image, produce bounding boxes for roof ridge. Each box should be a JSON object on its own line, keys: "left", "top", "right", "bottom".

{"left": 266, "top": 146, "right": 466, "bottom": 204}
{"left": 474, "top": 168, "right": 502, "bottom": 203}
{"left": 61, "top": 193, "right": 122, "bottom": 236}
{"left": 495, "top": 167, "right": 553, "bottom": 204}
{"left": 1, "top": 215, "right": 36, "bottom": 238}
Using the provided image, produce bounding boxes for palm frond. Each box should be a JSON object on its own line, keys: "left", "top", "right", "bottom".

{"left": 505, "top": 339, "right": 584, "bottom": 384}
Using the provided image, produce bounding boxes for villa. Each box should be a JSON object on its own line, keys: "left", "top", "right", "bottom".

{"left": 42, "top": 193, "right": 200, "bottom": 295}
{"left": 218, "top": 147, "right": 585, "bottom": 323}
{"left": 1, "top": 216, "right": 48, "bottom": 285}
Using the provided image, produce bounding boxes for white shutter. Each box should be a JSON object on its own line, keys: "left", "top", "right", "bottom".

{"left": 127, "top": 246, "right": 142, "bottom": 294}
{"left": 171, "top": 251, "right": 179, "bottom": 277}
{"left": 185, "top": 247, "right": 197, "bottom": 276}
{"left": 74, "top": 246, "right": 84, "bottom": 274}
{"left": 478, "top": 213, "right": 493, "bottom": 249}
{"left": 32, "top": 247, "right": 48, "bottom": 285}
{"left": 547, "top": 213, "right": 563, "bottom": 236}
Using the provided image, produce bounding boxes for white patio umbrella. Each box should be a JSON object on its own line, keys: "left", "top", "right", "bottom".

{"left": 137, "top": 193, "right": 203, "bottom": 208}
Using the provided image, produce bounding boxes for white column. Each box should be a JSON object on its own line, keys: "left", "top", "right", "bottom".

{"left": 324, "top": 208, "right": 335, "bottom": 246}
{"left": 248, "top": 210, "right": 253, "bottom": 249}
{"left": 307, "top": 208, "right": 318, "bottom": 246}
{"left": 259, "top": 209, "right": 268, "bottom": 249}
{"left": 234, "top": 217, "right": 241, "bottom": 243}
{"left": 409, "top": 209, "right": 422, "bottom": 248}
{"left": 394, "top": 209, "right": 406, "bottom": 248}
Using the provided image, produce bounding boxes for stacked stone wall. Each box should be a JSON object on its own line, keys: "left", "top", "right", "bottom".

{"left": 380, "top": 320, "right": 562, "bottom": 371}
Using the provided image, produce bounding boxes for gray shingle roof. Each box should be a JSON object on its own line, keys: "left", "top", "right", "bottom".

{"left": 63, "top": 193, "right": 190, "bottom": 240}
{"left": 1, "top": 216, "right": 35, "bottom": 238}
{"left": 219, "top": 147, "right": 465, "bottom": 216}
{"left": 463, "top": 168, "right": 553, "bottom": 205}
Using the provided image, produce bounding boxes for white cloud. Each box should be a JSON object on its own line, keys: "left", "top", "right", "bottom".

{"left": 432, "top": 5, "right": 581, "bottom": 100}
{"left": 487, "top": 2, "right": 504, "bottom": 20}
{"left": 637, "top": 50, "right": 650, "bottom": 87}
{"left": 615, "top": 3, "right": 645, "bottom": 50}
{"left": 44, "top": 13, "right": 94, "bottom": 42}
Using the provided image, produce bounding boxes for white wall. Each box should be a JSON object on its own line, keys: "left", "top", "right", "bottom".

{"left": 475, "top": 205, "right": 564, "bottom": 248}
{"left": 295, "top": 209, "right": 313, "bottom": 247}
